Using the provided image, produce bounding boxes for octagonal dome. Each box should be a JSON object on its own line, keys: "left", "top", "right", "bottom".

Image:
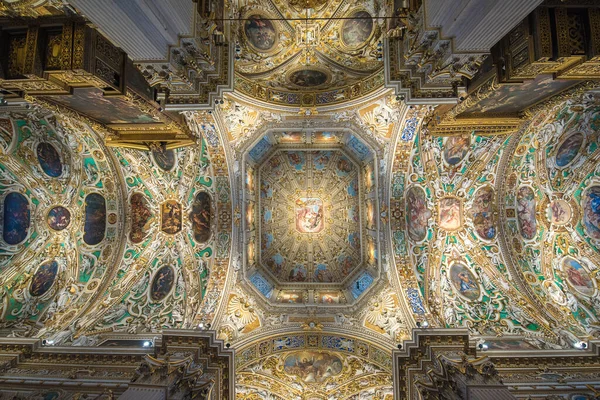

{"left": 242, "top": 129, "right": 381, "bottom": 307}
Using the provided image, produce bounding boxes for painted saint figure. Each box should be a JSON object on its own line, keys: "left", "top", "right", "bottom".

{"left": 150, "top": 266, "right": 175, "bottom": 301}
{"left": 190, "top": 192, "right": 211, "bottom": 243}
{"left": 295, "top": 198, "right": 324, "bottom": 233}
{"left": 450, "top": 264, "right": 480, "bottom": 301}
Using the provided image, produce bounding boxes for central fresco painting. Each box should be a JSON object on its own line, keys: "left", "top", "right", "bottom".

{"left": 295, "top": 198, "right": 324, "bottom": 233}
{"left": 161, "top": 200, "right": 182, "bottom": 234}
{"left": 257, "top": 150, "right": 363, "bottom": 284}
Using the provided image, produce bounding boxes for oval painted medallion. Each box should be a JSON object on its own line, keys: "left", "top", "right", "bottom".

{"left": 47, "top": 206, "right": 71, "bottom": 231}
{"left": 583, "top": 185, "right": 600, "bottom": 240}
{"left": 83, "top": 193, "right": 106, "bottom": 245}
{"left": 244, "top": 15, "right": 277, "bottom": 51}
{"left": 3, "top": 192, "right": 30, "bottom": 245}
{"left": 36, "top": 142, "right": 62, "bottom": 177}
{"left": 130, "top": 193, "right": 153, "bottom": 243}
{"left": 555, "top": 132, "right": 584, "bottom": 168}
{"left": 152, "top": 145, "right": 176, "bottom": 171}
{"left": 406, "top": 186, "right": 431, "bottom": 241}
{"left": 190, "top": 192, "right": 211, "bottom": 243}
{"left": 150, "top": 266, "right": 175, "bottom": 301}
{"left": 546, "top": 199, "right": 571, "bottom": 226}
{"left": 562, "top": 257, "right": 595, "bottom": 297}
{"left": 443, "top": 136, "right": 470, "bottom": 166}
{"left": 30, "top": 260, "right": 59, "bottom": 297}
{"left": 449, "top": 263, "right": 480, "bottom": 301}
{"left": 472, "top": 186, "right": 496, "bottom": 240}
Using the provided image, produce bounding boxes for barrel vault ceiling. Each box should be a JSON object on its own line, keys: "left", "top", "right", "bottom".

{"left": 1, "top": 0, "right": 600, "bottom": 399}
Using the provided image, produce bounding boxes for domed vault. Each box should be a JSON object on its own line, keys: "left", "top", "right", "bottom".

{"left": 233, "top": 0, "right": 386, "bottom": 107}
{"left": 243, "top": 129, "right": 380, "bottom": 306}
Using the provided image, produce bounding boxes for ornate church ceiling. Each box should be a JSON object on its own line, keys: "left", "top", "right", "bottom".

{"left": 240, "top": 123, "right": 383, "bottom": 311}
{"left": 235, "top": 332, "right": 393, "bottom": 399}
{"left": 233, "top": 0, "right": 386, "bottom": 107}
{"left": 388, "top": 86, "right": 600, "bottom": 350}
{"left": 210, "top": 92, "right": 419, "bottom": 352}
{"left": 501, "top": 91, "right": 600, "bottom": 342}
{"left": 240, "top": 127, "right": 382, "bottom": 307}
{"left": 2, "top": 68, "right": 600, "bottom": 400}
{"left": 258, "top": 149, "right": 363, "bottom": 285}
{"left": 0, "top": 106, "right": 232, "bottom": 342}
{"left": 3, "top": 1, "right": 600, "bottom": 399}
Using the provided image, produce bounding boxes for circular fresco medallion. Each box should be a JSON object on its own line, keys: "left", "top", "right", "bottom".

{"left": 546, "top": 199, "right": 571, "bottom": 226}
{"left": 555, "top": 132, "right": 584, "bottom": 168}
{"left": 244, "top": 14, "right": 277, "bottom": 52}
{"left": 47, "top": 206, "right": 71, "bottom": 231}
{"left": 288, "top": 69, "right": 329, "bottom": 88}
{"left": 341, "top": 10, "right": 374, "bottom": 48}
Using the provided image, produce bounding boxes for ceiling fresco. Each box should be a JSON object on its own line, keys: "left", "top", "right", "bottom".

{"left": 0, "top": 109, "right": 124, "bottom": 336}
{"left": 0, "top": 106, "right": 232, "bottom": 343}
{"left": 232, "top": 0, "right": 386, "bottom": 107}
{"left": 500, "top": 91, "right": 600, "bottom": 343}
{"left": 5, "top": 1, "right": 600, "bottom": 398}
{"left": 241, "top": 128, "right": 383, "bottom": 310}
{"left": 3, "top": 57, "right": 600, "bottom": 398}
{"left": 257, "top": 149, "right": 363, "bottom": 284}
{"left": 387, "top": 87, "right": 600, "bottom": 351}
{"left": 394, "top": 115, "right": 561, "bottom": 341}
{"left": 235, "top": 332, "right": 393, "bottom": 400}
{"left": 210, "top": 92, "right": 420, "bottom": 362}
